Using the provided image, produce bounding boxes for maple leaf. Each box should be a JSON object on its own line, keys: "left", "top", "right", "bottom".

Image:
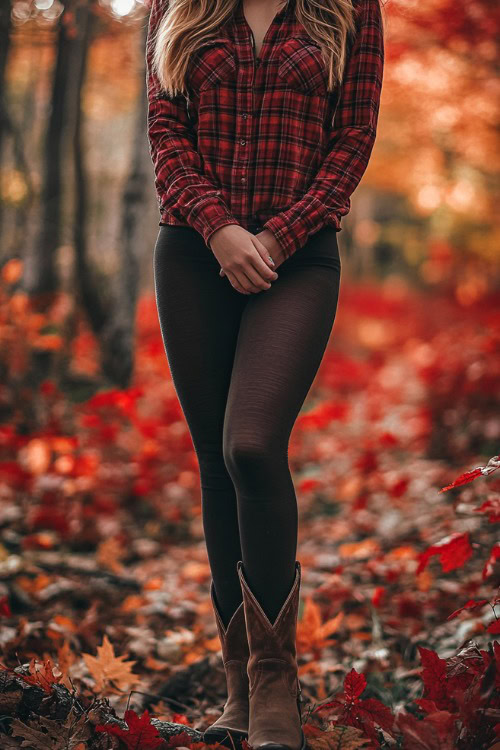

{"left": 10, "top": 706, "right": 90, "bottom": 749}
{"left": 418, "top": 647, "right": 449, "bottom": 710}
{"left": 296, "top": 596, "right": 343, "bottom": 655}
{"left": 396, "top": 711, "right": 443, "bottom": 750}
{"left": 312, "top": 668, "right": 394, "bottom": 743}
{"left": 307, "top": 724, "right": 371, "bottom": 750}
{"left": 82, "top": 633, "right": 138, "bottom": 693}
{"left": 96, "top": 709, "right": 167, "bottom": 749}
{"left": 344, "top": 669, "right": 367, "bottom": 702}
{"left": 416, "top": 532, "right": 473, "bottom": 574}
{"left": 355, "top": 697, "right": 394, "bottom": 733}
{"left": 18, "top": 657, "right": 62, "bottom": 694}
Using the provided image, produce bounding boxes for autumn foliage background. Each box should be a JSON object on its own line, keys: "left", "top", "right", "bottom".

{"left": 0, "top": 0, "right": 499, "bottom": 748}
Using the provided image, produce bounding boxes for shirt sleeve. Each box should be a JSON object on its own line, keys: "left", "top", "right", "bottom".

{"left": 262, "top": 0, "right": 384, "bottom": 259}
{"left": 146, "top": 0, "right": 240, "bottom": 250}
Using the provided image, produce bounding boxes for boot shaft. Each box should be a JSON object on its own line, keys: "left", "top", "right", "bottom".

{"left": 237, "top": 561, "right": 301, "bottom": 675}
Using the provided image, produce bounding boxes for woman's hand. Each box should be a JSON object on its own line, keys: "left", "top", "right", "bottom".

{"left": 210, "top": 225, "right": 279, "bottom": 294}
{"left": 218, "top": 228, "right": 286, "bottom": 292}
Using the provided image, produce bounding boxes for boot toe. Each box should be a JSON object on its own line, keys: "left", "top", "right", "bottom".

{"left": 255, "top": 738, "right": 307, "bottom": 750}
{"left": 203, "top": 725, "right": 248, "bottom": 747}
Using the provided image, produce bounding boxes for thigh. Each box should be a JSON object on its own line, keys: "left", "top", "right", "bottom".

{"left": 153, "top": 226, "right": 247, "bottom": 452}
{"left": 223, "top": 260, "right": 342, "bottom": 454}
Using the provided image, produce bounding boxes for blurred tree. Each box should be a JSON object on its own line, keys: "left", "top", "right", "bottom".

{"left": 25, "top": 0, "right": 79, "bottom": 298}
{"left": 0, "top": 0, "right": 13, "bottom": 239}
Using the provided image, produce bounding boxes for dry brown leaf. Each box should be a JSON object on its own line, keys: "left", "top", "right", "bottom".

{"left": 307, "top": 725, "right": 371, "bottom": 750}
{"left": 10, "top": 706, "right": 90, "bottom": 749}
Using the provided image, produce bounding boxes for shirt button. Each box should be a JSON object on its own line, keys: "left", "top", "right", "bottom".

{"left": 242, "top": 113, "right": 248, "bottom": 119}
{"left": 241, "top": 177, "right": 246, "bottom": 184}
{"left": 240, "top": 139, "right": 246, "bottom": 145}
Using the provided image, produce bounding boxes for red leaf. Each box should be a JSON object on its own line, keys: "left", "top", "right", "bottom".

{"left": 483, "top": 543, "right": 500, "bottom": 579}
{"left": 439, "top": 468, "right": 483, "bottom": 493}
{"left": 487, "top": 620, "right": 500, "bottom": 634}
{"left": 344, "top": 668, "right": 367, "bottom": 702}
{"left": 96, "top": 709, "right": 166, "bottom": 749}
{"left": 356, "top": 697, "right": 394, "bottom": 732}
{"left": 418, "top": 647, "right": 449, "bottom": 709}
{"left": 414, "top": 698, "right": 439, "bottom": 714}
{"left": 166, "top": 730, "right": 193, "bottom": 748}
{"left": 397, "top": 712, "right": 442, "bottom": 750}
{"left": 417, "top": 533, "right": 473, "bottom": 574}
{"left": 474, "top": 495, "right": 500, "bottom": 523}
{"left": 18, "top": 658, "right": 62, "bottom": 694}
{"left": 439, "top": 455, "right": 500, "bottom": 493}
{"left": 447, "top": 598, "right": 489, "bottom": 620}
{"left": 0, "top": 596, "right": 11, "bottom": 617}
{"left": 425, "top": 710, "right": 456, "bottom": 742}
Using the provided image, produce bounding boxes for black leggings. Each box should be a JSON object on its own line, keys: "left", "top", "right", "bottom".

{"left": 153, "top": 224, "right": 341, "bottom": 627}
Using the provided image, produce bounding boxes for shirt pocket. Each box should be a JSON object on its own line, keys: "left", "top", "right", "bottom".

{"left": 277, "top": 37, "right": 328, "bottom": 95}
{"left": 188, "top": 40, "right": 236, "bottom": 93}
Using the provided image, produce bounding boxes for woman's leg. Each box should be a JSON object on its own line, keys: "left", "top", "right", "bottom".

{"left": 153, "top": 226, "right": 248, "bottom": 627}
{"left": 223, "top": 261, "right": 341, "bottom": 624}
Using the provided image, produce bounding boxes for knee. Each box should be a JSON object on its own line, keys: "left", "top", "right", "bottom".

{"left": 223, "top": 435, "right": 278, "bottom": 487}
{"left": 197, "top": 447, "right": 235, "bottom": 493}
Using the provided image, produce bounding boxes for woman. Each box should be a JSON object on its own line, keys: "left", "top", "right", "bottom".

{"left": 146, "top": 0, "right": 384, "bottom": 747}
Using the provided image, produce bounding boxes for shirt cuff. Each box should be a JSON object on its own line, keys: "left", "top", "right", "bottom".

{"left": 263, "top": 195, "right": 342, "bottom": 259}
{"left": 186, "top": 196, "right": 240, "bottom": 250}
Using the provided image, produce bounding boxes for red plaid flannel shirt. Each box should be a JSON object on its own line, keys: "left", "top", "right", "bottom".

{"left": 146, "top": 0, "right": 384, "bottom": 259}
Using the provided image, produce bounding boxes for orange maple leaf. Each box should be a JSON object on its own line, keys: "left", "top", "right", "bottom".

{"left": 97, "top": 536, "right": 126, "bottom": 574}
{"left": 297, "top": 596, "right": 343, "bottom": 655}
{"left": 82, "top": 634, "right": 138, "bottom": 693}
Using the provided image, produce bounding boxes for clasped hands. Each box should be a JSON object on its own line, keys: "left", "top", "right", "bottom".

{"left": 210, "top": 224, "right": 286, "bottom": 295}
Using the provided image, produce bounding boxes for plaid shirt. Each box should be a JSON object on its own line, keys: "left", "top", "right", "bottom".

{"left": 146, "top": 0, "right": 384, "bottom": 259}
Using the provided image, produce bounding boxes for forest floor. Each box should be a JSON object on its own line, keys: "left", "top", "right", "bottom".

{"left": 0, "top": 267, "right": 499, "bottom": 749}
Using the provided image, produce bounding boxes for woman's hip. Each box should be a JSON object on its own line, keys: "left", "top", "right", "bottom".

{"left": 156, "top": 223, "right": 341, "bottom": 273}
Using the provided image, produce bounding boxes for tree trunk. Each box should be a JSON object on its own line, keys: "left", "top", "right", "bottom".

{"left": 0, "top": 0, "right": 12, "bottom": 240}
{"left": 99, "top": 20, "right": 151, "bottom": 387}
{"left": 24, "top": 0, "right": 76, "bottom": 300}
{"left": 72, "top": 0, "right": 110, "bottom": 337}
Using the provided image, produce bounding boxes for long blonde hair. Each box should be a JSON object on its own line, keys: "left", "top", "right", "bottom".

{"left": 150, "top": 0, "right": 379, "bottom": 98}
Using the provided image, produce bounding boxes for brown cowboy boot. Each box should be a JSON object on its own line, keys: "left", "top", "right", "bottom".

{"left": 203, "top": 580, "right": 250, "bottom": 748}
{"left": 237, "top": 560, "right": 306, "bottom": 750}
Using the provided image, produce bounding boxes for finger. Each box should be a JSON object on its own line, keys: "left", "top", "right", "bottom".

{"left": 235, "top": 269, "right": 262, "bottom": 293}
{"left": 250, "top": 240, "right": 280, "bottom": 280}
{"left": 240, "top": 263, "right": 272, "bottom": 292}
{"left": 225, "top": 269, "right": 250, "bottom": 294}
